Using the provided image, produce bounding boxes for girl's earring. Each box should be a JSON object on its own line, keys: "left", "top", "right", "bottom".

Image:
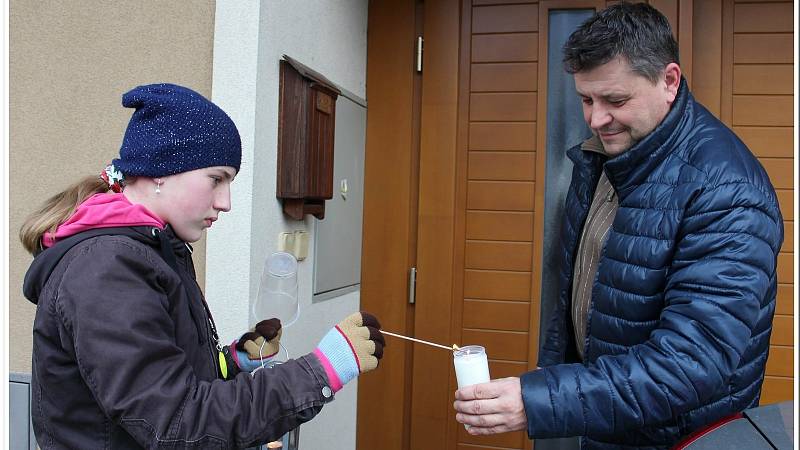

{"left": 155, "top": 180, "right": 162, "bottom": 195}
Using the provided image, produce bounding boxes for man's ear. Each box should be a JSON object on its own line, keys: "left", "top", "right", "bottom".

{"left": 663, "top": 62, "right": 681, "bottom": 104}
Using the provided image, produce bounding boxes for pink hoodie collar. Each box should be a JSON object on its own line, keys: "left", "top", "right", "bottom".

{"left": 42, "top": 193, "right": 165, "bottom": 248}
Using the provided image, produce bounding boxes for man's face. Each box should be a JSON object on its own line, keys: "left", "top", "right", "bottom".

{"left": 574, "top": 56, "right": 679, "bottom": 156}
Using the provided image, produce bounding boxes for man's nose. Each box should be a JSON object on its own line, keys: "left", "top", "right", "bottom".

{"left": 589, "top": 104, "right": 613, "bottom": 130}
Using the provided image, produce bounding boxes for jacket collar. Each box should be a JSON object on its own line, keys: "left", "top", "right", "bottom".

{"left": 42, "top": 193, "right": 164, "bottom": 249}
{"left": 567, "top": 77, "right": 691, "bottom": 196}
{"left": 580, "top": 135, "right": 606, "bottom": 155}
{"left": 604, "top": 77, "right": 690, "bottom": 193}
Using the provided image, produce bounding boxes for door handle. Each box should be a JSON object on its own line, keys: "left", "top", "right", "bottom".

{"left": 408, "top": 267, "right": 417, "bottom": 304}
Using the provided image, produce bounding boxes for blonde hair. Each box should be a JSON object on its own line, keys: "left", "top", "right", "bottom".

{"left": 19, "top": 176, "right": 109, "bottom": 255}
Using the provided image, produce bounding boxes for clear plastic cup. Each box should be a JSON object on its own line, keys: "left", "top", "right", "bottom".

{"left": 252, "top": 252, "right": 299, "bottom": 329}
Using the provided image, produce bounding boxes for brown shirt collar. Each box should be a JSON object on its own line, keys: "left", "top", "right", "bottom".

{"left": 580, "top": 135, "right": 606, "bottom": 155}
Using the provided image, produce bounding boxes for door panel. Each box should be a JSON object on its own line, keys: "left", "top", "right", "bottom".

{"left": 469, "top": 122, "right": 537, "bottom": 150}
{"left": 466, "top": 211, "right": 535, "bottom": 241}
{"left": 463, "top": 299, "right": 531, "bottom": 331}
{"left": 470, "top": 93, "right": 538, "bottom": 121}
{"left": 472, "top": 63, "right": 539, "bottom": 92}
{"left": 719, "top": 0, "right": 794, "bottom": 403}
{"left": 472, "top": 4, "right": 539, "bottom": 33}
{"left": 472, "top": 34, "right": 539, "bottom": 62}
{"left": 467, "top": 181, "right": 535, "bottom": 210}
{"left": 408, "top": 1, "right": 461, "bottom": 449}
{"left": 468, "top": 152, "right": 536, "bottom": 181}
{"left": 732, "top": 95, "right": 793, "bottom": 126}
{"left": 465, "top": 241, "right": 534, "bottom": 271}
{"left": 356, "top": 2, "right": 417, "bottom": 450}
{"left": 733, "top": 2, "right": 792, "bottom": 32}
{"left": 733, "top": 127, "right": 793, "bottom": 158}
{"left": 733, "top": 34, "right": 793, "bottom": 63}
{"left": 733, "top": 65, "right": 793, "bottom": 95}
{"left": 464, "top": 270, "right": 531, "bottom": 301}
{"left": 461, "top": 329, "right": 529, "bottom": 361}
{"left": 457, "top": 2, "right": 555, "bottom": 448}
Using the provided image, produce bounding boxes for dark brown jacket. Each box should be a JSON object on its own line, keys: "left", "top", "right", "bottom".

{"left": 24, "top": 226, "right": 333, "bottom": 449}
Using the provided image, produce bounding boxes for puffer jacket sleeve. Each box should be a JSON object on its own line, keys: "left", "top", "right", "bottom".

{"left": 520, "top": 180, "right": 783, "bottom": 438}
{"left": 54, "top": 237, "right": 332, "bottom": 449}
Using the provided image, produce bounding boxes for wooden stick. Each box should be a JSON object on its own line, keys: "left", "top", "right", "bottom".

{"left": 382, "top": 331, "right": 455, "bottom": 351}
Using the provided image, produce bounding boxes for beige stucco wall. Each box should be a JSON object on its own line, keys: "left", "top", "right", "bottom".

{"left": 9, "top": 1, "right": 216, "bottom": 373}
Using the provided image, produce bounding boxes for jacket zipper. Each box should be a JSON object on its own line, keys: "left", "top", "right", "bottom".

{"left": 179, "top": 250, "right": 223, "bottom": 377}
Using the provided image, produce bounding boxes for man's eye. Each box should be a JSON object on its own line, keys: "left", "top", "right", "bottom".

{"left": 211, "top": 177, "right": 221, "bottom": 185}
{"left": 610, "top": 99, "right": 626, "bottom": 107}
{"left": 582, "top": 97, "right": 593, "bottom": 105}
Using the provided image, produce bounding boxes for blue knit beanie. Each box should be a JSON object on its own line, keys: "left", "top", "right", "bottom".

{"left": 113, "top": 83, "right": 241, "bottom": 177}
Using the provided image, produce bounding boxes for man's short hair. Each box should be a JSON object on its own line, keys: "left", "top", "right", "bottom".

{"left": 563, "top": 2, "right": 680, "bottom": 83}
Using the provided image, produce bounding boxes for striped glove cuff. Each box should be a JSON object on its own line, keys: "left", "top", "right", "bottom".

{"left": 314, "top": 325, "right": 360, "bottom": 392}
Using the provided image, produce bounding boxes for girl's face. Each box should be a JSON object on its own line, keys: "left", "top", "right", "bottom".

{"left": 154, "top": 166, "right": 237, "bottom": 242}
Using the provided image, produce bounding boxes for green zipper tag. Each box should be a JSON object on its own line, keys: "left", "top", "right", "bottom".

{"left": 219, "top": 351, "right": 228, "bottom": 379}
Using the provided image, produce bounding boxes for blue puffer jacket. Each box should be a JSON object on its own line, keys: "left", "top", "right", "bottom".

{"left": 521, "top": 80, "right": 783, "bottom": 449}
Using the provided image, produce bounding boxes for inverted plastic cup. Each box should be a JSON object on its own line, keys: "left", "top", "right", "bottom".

{"left": 252, "top": 252, "right": 299, "bottom": 329}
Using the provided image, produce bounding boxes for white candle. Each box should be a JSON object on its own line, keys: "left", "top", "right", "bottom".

{"left": 453, "top": 345, "right": 490, "bottom": 388}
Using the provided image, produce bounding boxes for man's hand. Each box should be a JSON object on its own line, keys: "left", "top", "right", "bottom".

{"left": 453, "top": 377, "right": 527, "bottom": 435}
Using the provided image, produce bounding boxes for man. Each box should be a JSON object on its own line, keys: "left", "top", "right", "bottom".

{"left": 453, "top": 3, "right": 784, "bottom": 449}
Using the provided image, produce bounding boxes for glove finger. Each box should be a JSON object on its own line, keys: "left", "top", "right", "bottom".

{"left": 267, "top": 327, "right": 283, "bottom": 344}
{"left": 360, "top": 312, "right": 381, "bottom": 330}
{"left": 243, "top": 339, "right": 264, "bottom": 359}
{"left": 362, "top": 339, "right": 378, "bottom": 369}
{"left": 341, "top": 312, "right": 363, "bottom": 328}
{"left": 244, "top": 337, "right": 280, "bottom": 359}
{"left": 352, "top": 324, "right": 370, "bottom": 341}
{"left": 362, "top": 354, "right": 379, "bottom": 372}
{"left": 368, "top": 326, "right": 385, "bottom": 347}
{"left": 237, "top": 332, "right": 260, "bottom": 351}
{"left": 255, "top": 318, "right": 282, "bottom": 340}
{"left": 372, "top": 339, "right": 384, "bottom": 360}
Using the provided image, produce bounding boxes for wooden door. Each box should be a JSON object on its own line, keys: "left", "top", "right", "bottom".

{"left": 690, "top": 0, "right": 794, "bottom": 404}
{"left": 358, "top": 1, "right": 795, "bottom": 449}
{"left": 357, "top": 2, "right": 419, "bottom": 450}
{"left": 360, "top": 2, "right": 549, "bottom": 449}
{"left": 716, "top": 0, "right": 794, "bottom": 403}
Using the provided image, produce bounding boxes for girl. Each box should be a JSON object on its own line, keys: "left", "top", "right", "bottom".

{"left": 20, "top": 83, "right": 384, "bottom": 449}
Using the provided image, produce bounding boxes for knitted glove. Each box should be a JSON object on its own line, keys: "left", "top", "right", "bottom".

{"left": 221, "top": 318, "right": 282, "bottom": 378}
{"left": 313, "top": 312, "right": 384, "bottom": 392}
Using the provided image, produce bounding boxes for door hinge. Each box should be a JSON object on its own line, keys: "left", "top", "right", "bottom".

{"left": 408, "top": 267, "right": 417, "bottom": 304}
{"left": 416, "top": 36, "right": 423, "bottom": 73}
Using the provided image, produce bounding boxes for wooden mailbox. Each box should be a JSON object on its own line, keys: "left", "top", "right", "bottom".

{"left": 277, "top": 55, "right": 341, "bottom": 220}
